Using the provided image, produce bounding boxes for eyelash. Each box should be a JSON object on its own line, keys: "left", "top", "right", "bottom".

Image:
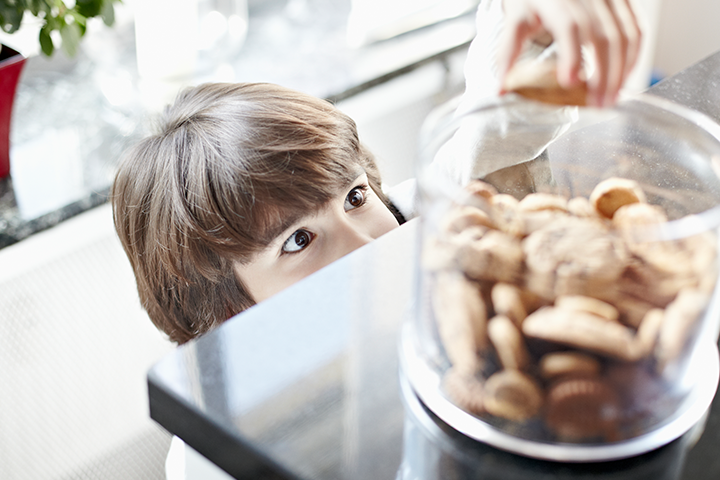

{"left": 282, "top": 228, "right": 315, "bottom": 254}
{"left": 345, "top": 184, "right": 369, "bottom": 210}
{"left": 280, "top": 182, "right": 370, "bottom": 256}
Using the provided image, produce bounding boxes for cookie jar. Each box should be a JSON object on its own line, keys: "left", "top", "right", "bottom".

{"left": 400, "top": 93, "right": 720, "bottom": 462}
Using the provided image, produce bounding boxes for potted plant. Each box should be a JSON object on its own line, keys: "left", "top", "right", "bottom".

{"left": 0, "top": 0, "right": 121, "bottom": 178}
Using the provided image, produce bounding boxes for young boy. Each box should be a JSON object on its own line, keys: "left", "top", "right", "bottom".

{"left": 112, "top": 82, "right": 402, "bottom": 344}
{"left": 112, "top": 0, "right": 642, "bottom": 346}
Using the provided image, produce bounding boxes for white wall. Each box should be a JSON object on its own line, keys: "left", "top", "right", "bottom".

{"left": 653, "top": 0, "right": 720, "bottom": 78}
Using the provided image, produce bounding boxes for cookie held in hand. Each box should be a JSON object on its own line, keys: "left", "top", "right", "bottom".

{"left": 503, "top": 57, "right": 588, "bottom": 107}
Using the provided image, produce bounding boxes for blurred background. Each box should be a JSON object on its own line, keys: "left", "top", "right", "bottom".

{"left": 0, "top": 0, "right": 719, "bottom": 479}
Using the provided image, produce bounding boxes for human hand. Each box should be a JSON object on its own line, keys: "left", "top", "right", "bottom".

{"left": 499, "top": 0, "right": 642, "bottom": 107}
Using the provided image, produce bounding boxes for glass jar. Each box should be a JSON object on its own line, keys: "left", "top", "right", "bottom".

{"left": 400, "top": 93, "right": 720, "bottom": 462}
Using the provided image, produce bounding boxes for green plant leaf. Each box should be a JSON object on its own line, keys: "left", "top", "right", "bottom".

{"left": 4, "top": 0, "right": 120, "bottom": 56}
{"left": 75, "top": 0, "right": 101, "bottom": 19}
{"left": 28, "top": 0, "right": 43, "bottom": 16}
{"left": 59, "top": 21, "right": 81, "bottom": 57}
{"left": 69, "top": 10, "right": 87, "bottom": 26}
{"left": 100, "top": 0, "right": 115, "bottom": 27}
{"left": 39, "top": 26, "right": 54, "bottom": 56}
{"left": 0, "top": 7, "right": 24, "bottom": 34}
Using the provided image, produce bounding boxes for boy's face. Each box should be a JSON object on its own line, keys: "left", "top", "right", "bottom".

{"left": 233, "top": 169, "right": 400, "bottom": 302}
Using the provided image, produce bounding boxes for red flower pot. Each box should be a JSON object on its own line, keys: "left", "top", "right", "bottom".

{"left": 0, "top": 45, "right": 26, "bottom": 179}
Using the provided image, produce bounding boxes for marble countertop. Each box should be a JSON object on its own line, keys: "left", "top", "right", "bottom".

{"left": 0, "top": 0, "right": 477, "bottom": 249}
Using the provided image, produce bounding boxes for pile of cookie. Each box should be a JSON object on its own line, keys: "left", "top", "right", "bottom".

{"left": 425, "top": 177, "right": 718, "bottom": 442}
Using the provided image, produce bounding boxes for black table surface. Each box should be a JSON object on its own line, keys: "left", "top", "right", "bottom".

{"left": 147, "top": 50, "right": 720, "bottom": 480}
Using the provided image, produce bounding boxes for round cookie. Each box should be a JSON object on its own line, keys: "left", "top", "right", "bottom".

{"left": 484, "top": 370, "right": 544, "bottom": 421}
{"left": 589, "top": 177, "right": 647, "bottom": 219}
{"left": 539, "top": 351, "right": 602, "bottom": 380}
{"left": 443, "top": 367, "right": 485, "bottom": 415}
{"left": 545, "top": 377, "right": 620, "bottom": 441}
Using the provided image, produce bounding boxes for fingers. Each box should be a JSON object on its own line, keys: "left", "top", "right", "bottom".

{"left": 587, "top": 0, "right": 621, "bottom": 106}
{"left": 497, "top": 9, "right": 543, "bottom": 90}
{"left": 499, "top": 0, "right": 643, "bottom": 107}
{"left": 611, "top": 0, "right": 643, "bottom": 78}
{"left": 585, "top": 0, "right": 643, "bottom": 106}
{"left": 548, "top": 3, "right": 587, "bottom": 88}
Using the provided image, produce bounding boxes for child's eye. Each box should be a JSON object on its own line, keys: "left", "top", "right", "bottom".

{"left": 345, "top": 185, "right": 368, "bottom": 211}
{"left": 282, "top": 228, "right": 315, "bottom": 254}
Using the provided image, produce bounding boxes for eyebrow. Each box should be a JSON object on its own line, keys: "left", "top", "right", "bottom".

{"left": 261, "top": 167, "right": 367, "bottom": 246}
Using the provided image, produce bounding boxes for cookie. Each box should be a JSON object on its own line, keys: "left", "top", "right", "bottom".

{"left": 589, "top": 177, "right": 647, "bottom": 219}
{"left": 613, "top": 294, "right": 656, "bottom": 328}
{"left": 433, "top": 271, "right": 488, "bottom": 373}
{"left": 441, "top": 205, "right": 496, "bottom": 234}
{"left": 456, "top": 229, "right": 524, "bottom": 284}
{"left": 502, "top": 56, "right": 588, "bottom": 106}
{"left": 634, "top": 308, "right": 664, "bottom": 358}
{"left": 522, "top": 306, "right": 640, "bottom": 361}
{"left": 491, "top": 282, "right": 528, "bottom": 326}
{"left": 519, "top": 209, "right": 570, "bottom": 237}
{"left": 484, "top": 370, "right": 544, "bottom": 421}
{"left": 518, "top": 192, "right": 569, "bottom": 213}
{"left": 627, "top": 232, "right": 717, "bottom": 296}
{"left": 490, "top": 193, "right": 524, "bottom": 237}
{"left": 656, "top": 288, "right": 711, "bottom": 370}
{"left": 522, "top": 216, "right": 628, "bottom": 298}
{"left": 443, "top": 367, "right": 485, "bottom": 415}
{"left": 518, "top": 287, "right": 551, "bottom": 315}
{"left": 619, "top": 257, "right": 695, "bottom": 308}
{"left": 464, "top": 179, "right": 498, "bottom": 203}
{"left": 555, "top": 295, "right": 619, "bottom": 322}
{"left": 488, "top": 315, "right": 530, "bottom": 370}
{"left": 545, "top": 377, "right": 620, "bottom": 441}
{"left": 612, "top": 202, "right": 668, "bottom": 233}
{"left": 539, "top": 351, "right": 602, "bottom": 380}
{"left": 567, "top": 196, "right": 600, "bottom": 219}
{"left": 495, "top": 191, "right": 569, "bottom": 235}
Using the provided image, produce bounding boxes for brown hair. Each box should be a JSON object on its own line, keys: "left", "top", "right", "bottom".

{"left": 111, "top": 82, "right": 392, "bottom": 344}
